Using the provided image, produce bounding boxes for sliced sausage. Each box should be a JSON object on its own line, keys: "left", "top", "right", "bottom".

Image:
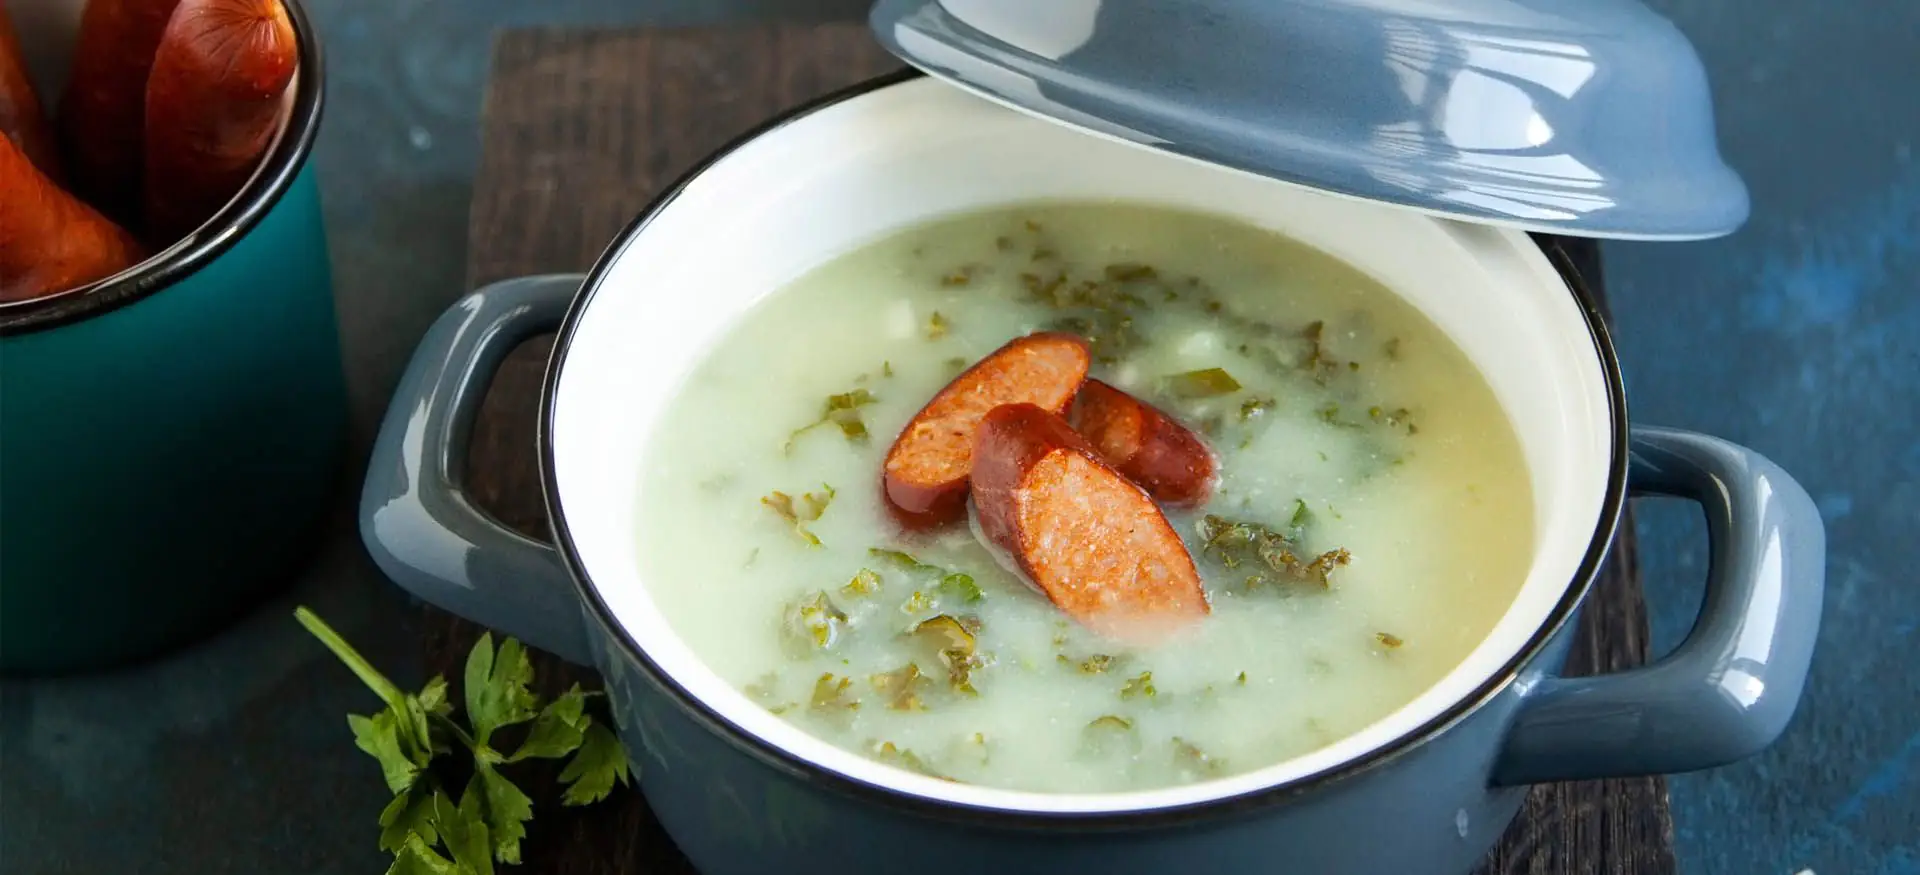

{"left": 882, "top": 331, "right": 1091, "bottom": 529}
{"left": 58, "top": 0, "right": 184, "bottom": 223}
{"left": 0, "top": 4, "right": 61, "bottom": 179}
{"left": 971, "top": 403, "right": 1209, "bottom": 644}
{"left": 1, "top": 133, "right": 146, "bottom": 303}
{"left": 1070, "top": 379, "right": 1217, "bottom": 506}
{"left": 142, "top": 0, "right": 297, "bottom": 243}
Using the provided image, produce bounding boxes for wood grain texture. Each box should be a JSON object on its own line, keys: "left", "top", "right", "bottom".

{"left": 445, "top": 23, "right": 1674, "bottom": 875}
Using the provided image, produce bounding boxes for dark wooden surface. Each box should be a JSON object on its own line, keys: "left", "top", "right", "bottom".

{"left": 442, "top": 23, "right": 1675, "bottom": 875}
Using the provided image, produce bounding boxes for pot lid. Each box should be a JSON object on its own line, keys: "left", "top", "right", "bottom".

{"left": 868, "top": 0, "right": 1749, "bottom": 241}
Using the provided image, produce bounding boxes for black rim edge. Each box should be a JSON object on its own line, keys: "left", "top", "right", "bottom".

{"left": 538, "top": 68, "right": 1632, "bottom": 830}
{"left": 0, "top": 0, "right": 327, "bottom": 336}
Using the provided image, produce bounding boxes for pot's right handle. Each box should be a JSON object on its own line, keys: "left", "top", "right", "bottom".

{"left": 1492, "top": 426, "right": 1824, "bottom": 785}
{"left": 359, "top": 274, "right": 594, "bottom": 666}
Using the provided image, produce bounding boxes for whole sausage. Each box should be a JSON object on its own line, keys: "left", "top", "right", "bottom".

{"left": 970, "top": 403, "right": 1210, "bottom": 644}
{"left": 141, "top": 0, "right": 296, "bottom": 244}
{"left": 1070, "top": 379, "right": 1218, "bottom": 506}
{"left": 58, "top": 0, "right": 183, "bottom": 223}
{"left": 1, "top": 132, "right": 146, "bottom": 303}
{"left": 0, "top": 3, "right": 62, "bottom": 178}
{"left": 882, "top": 331, "right": 1091, "bottom": 530}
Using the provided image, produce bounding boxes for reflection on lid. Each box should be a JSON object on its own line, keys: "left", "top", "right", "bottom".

{"left": 872, "top": 0, "right": 1750, "bottom": 239}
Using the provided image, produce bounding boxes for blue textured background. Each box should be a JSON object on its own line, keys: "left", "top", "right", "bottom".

{"left": 1608, "top": 4, "right": 1918, "bottom": 873}
{"left": 0, "top": 1, "right": 1913, "bottom": 873}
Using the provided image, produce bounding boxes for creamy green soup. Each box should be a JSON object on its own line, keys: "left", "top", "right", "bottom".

{"left": 635, "top": 201, "right": 1533, "bottom": 793}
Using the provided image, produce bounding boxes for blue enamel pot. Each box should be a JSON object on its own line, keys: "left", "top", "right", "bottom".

{"left": 0, "top": 0, "right": 344, "bottom": 674}
{"left": 361, "top": 73, "right": 1822, "bottom": 875}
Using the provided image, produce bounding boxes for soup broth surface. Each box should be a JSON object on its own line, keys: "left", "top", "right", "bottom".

{"left": 636, "top": 202, "right": 1534, "bottom": 793}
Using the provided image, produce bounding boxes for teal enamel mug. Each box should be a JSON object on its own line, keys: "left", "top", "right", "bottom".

{"left": 0, "top": 0, "right": 344, "bottom": 674}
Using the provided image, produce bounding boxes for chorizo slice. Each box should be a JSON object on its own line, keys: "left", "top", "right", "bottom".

{"left": 141, "top": 0, "right": 296, "bottom": 243}
{"left": 1070, "top": 379, "right": 1217, "bottom": 506}
{"left": 1, "top": 133, "right": 146, "bottom": 303}
{"left": 0, "top": 4, "right": 61, "bottom": 179}
{"left": 971, "top": 403, "right": 1209, "bottom": 644}
{"left": 882, "top": 331, "right": 1090, "bottom": 529}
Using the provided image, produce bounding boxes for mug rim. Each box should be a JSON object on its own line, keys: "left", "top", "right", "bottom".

{"left": 0, "top": 0, "right": 327, "bottom": 337}
{"left": 540, "top": 69, "right": 1632, "bottom": 827}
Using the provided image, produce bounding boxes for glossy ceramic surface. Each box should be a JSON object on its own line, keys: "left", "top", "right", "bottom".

{"left": 363, "top": 274, "right": 1820, "bottom": 874}
{"left": 358, "top": 71, "right": 1821, "bottom": 872}
{"left": 868, "top": 0, "right": 1751, "bottom": 241}
{"left": 0, "top": 0, "right": 346, "bottom": 674}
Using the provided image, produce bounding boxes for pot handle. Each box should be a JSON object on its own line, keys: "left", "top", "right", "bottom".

{"left": 359, "top": 274, "right": 593, "bottom": 666}
{"left": 1492, "top": 426, "right": 1824, "bottom": 785}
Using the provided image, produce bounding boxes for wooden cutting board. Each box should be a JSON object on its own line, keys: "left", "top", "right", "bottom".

{"left": 441, "top": 23, "right": 1676, "bottom": 875}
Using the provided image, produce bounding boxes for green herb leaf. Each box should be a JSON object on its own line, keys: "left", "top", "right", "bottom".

{"left": 1376, "top": 632, "right": 1404, "bottom": 649}
{"left": 911, "top": 615, "right": 985, "bottom": 695}
{"left": 433, "top": 787, "right": 495, "bottom": 875}
{"left": 464, "top": 633, "right": 539, "bottom": 746}
{"left": 509, "top": 685, "right": 593, "bottom": 762}
{"left": 470, "top": 765, "right": 533, "bottom": 865}
{"left": 1289, "top": 499, "right": 1314, "bottom": 532}
{"left": 760, "top": 485, "right": 829, "bottom": 544}
{"left": 1172, "top": 737, "right": 1225, "bottom": 775}
{"left": 300, "top": 607, "right": 637, "bottom": 873}
{"left": 872, "top": 549, "right": 985, "bottom": 605}
{"left": 417, "top": 677, "right": 453, "bottom": 719}
{"left": 869, "top": 664, "right": 931, "bottom": 711}
{"left": 1082, "top": 715, "right": 1142, "bottom": 757}
{"left": 1237, "top": 395, "right": 1275, "bottom": 422}
{"left": 559, "top": 723, "right": 635, "bottom": 806}
{"left": 350, "top": 709, "right": 428, "bottom": 794}
{"left": 782, "top": 591, "right": 849, "bottom": 652}
{"left": 377, "top": 783, "right": 442, "bottom": 853}
{"left": 868, "top": 547, "right": 938, "bottom": 573}
{"left": 763, "top": 486, "right": 835, "bottom": 546}
{"left": 1120, "top": 671, "right": 1157, "bottom": 700}
{"left": 1160, "top": 368, "right": 1242, "bottom": 399}
{"left": 785, "top": 390, "right": 878, "bottom": 453}
{"left": 938, "top": 572, "right": 983, "bottom": 603}
{"left": 1075, "top": 654, "right": 1117, "bottom": 674}
{"left": 926, "top": 311, "right": 952, "bottom": 338}
{"left": 839, "top": 568, "right": 884, "bottom": 598}
{"left": 1197, "top": 513, "right": 1352, "bottom": 590}
{"left": 810, "top": 672, "right": 860, "bottom": 711}
{"left": 387, "top": 833, "right": 464, "bottom": 875}
{"left": 871, "top": 741, "right": 954, "bottom": 781}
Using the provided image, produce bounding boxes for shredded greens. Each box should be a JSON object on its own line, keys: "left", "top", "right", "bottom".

{"left": 839, "top": 568, "right": 884, "bottom": 599}
{"left": 782, "top": 591, "right": 848, "bottom": 653}
{"left": 784, "top": 389, "right": 878, "bottom": 454}
{"left": 761, "top": 485, "right": 835, "bottom": 546}
{"left": 1160, "top": 367, "right": 1242, "bottom": 399}
{"left": 912, "top": 614, "right": 987, "bottom": 695}
{"left": 1197, "top": 513, "right": 1352, "bottom": 590}
{"left": 1120, "top": 671, "right": 1157, "bottom": 701}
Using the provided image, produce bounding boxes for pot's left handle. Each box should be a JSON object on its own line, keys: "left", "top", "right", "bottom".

{"left": 360, "top": 274, "right": 593, "bottom": 666}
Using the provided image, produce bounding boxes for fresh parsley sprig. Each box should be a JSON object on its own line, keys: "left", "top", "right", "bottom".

{"left": 296, "top": 607, "right": 634, "bottom": 875}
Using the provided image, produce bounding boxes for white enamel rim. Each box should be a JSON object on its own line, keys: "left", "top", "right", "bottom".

{"left": 546, "top": 75, "right": 1621, "bottom": 816}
